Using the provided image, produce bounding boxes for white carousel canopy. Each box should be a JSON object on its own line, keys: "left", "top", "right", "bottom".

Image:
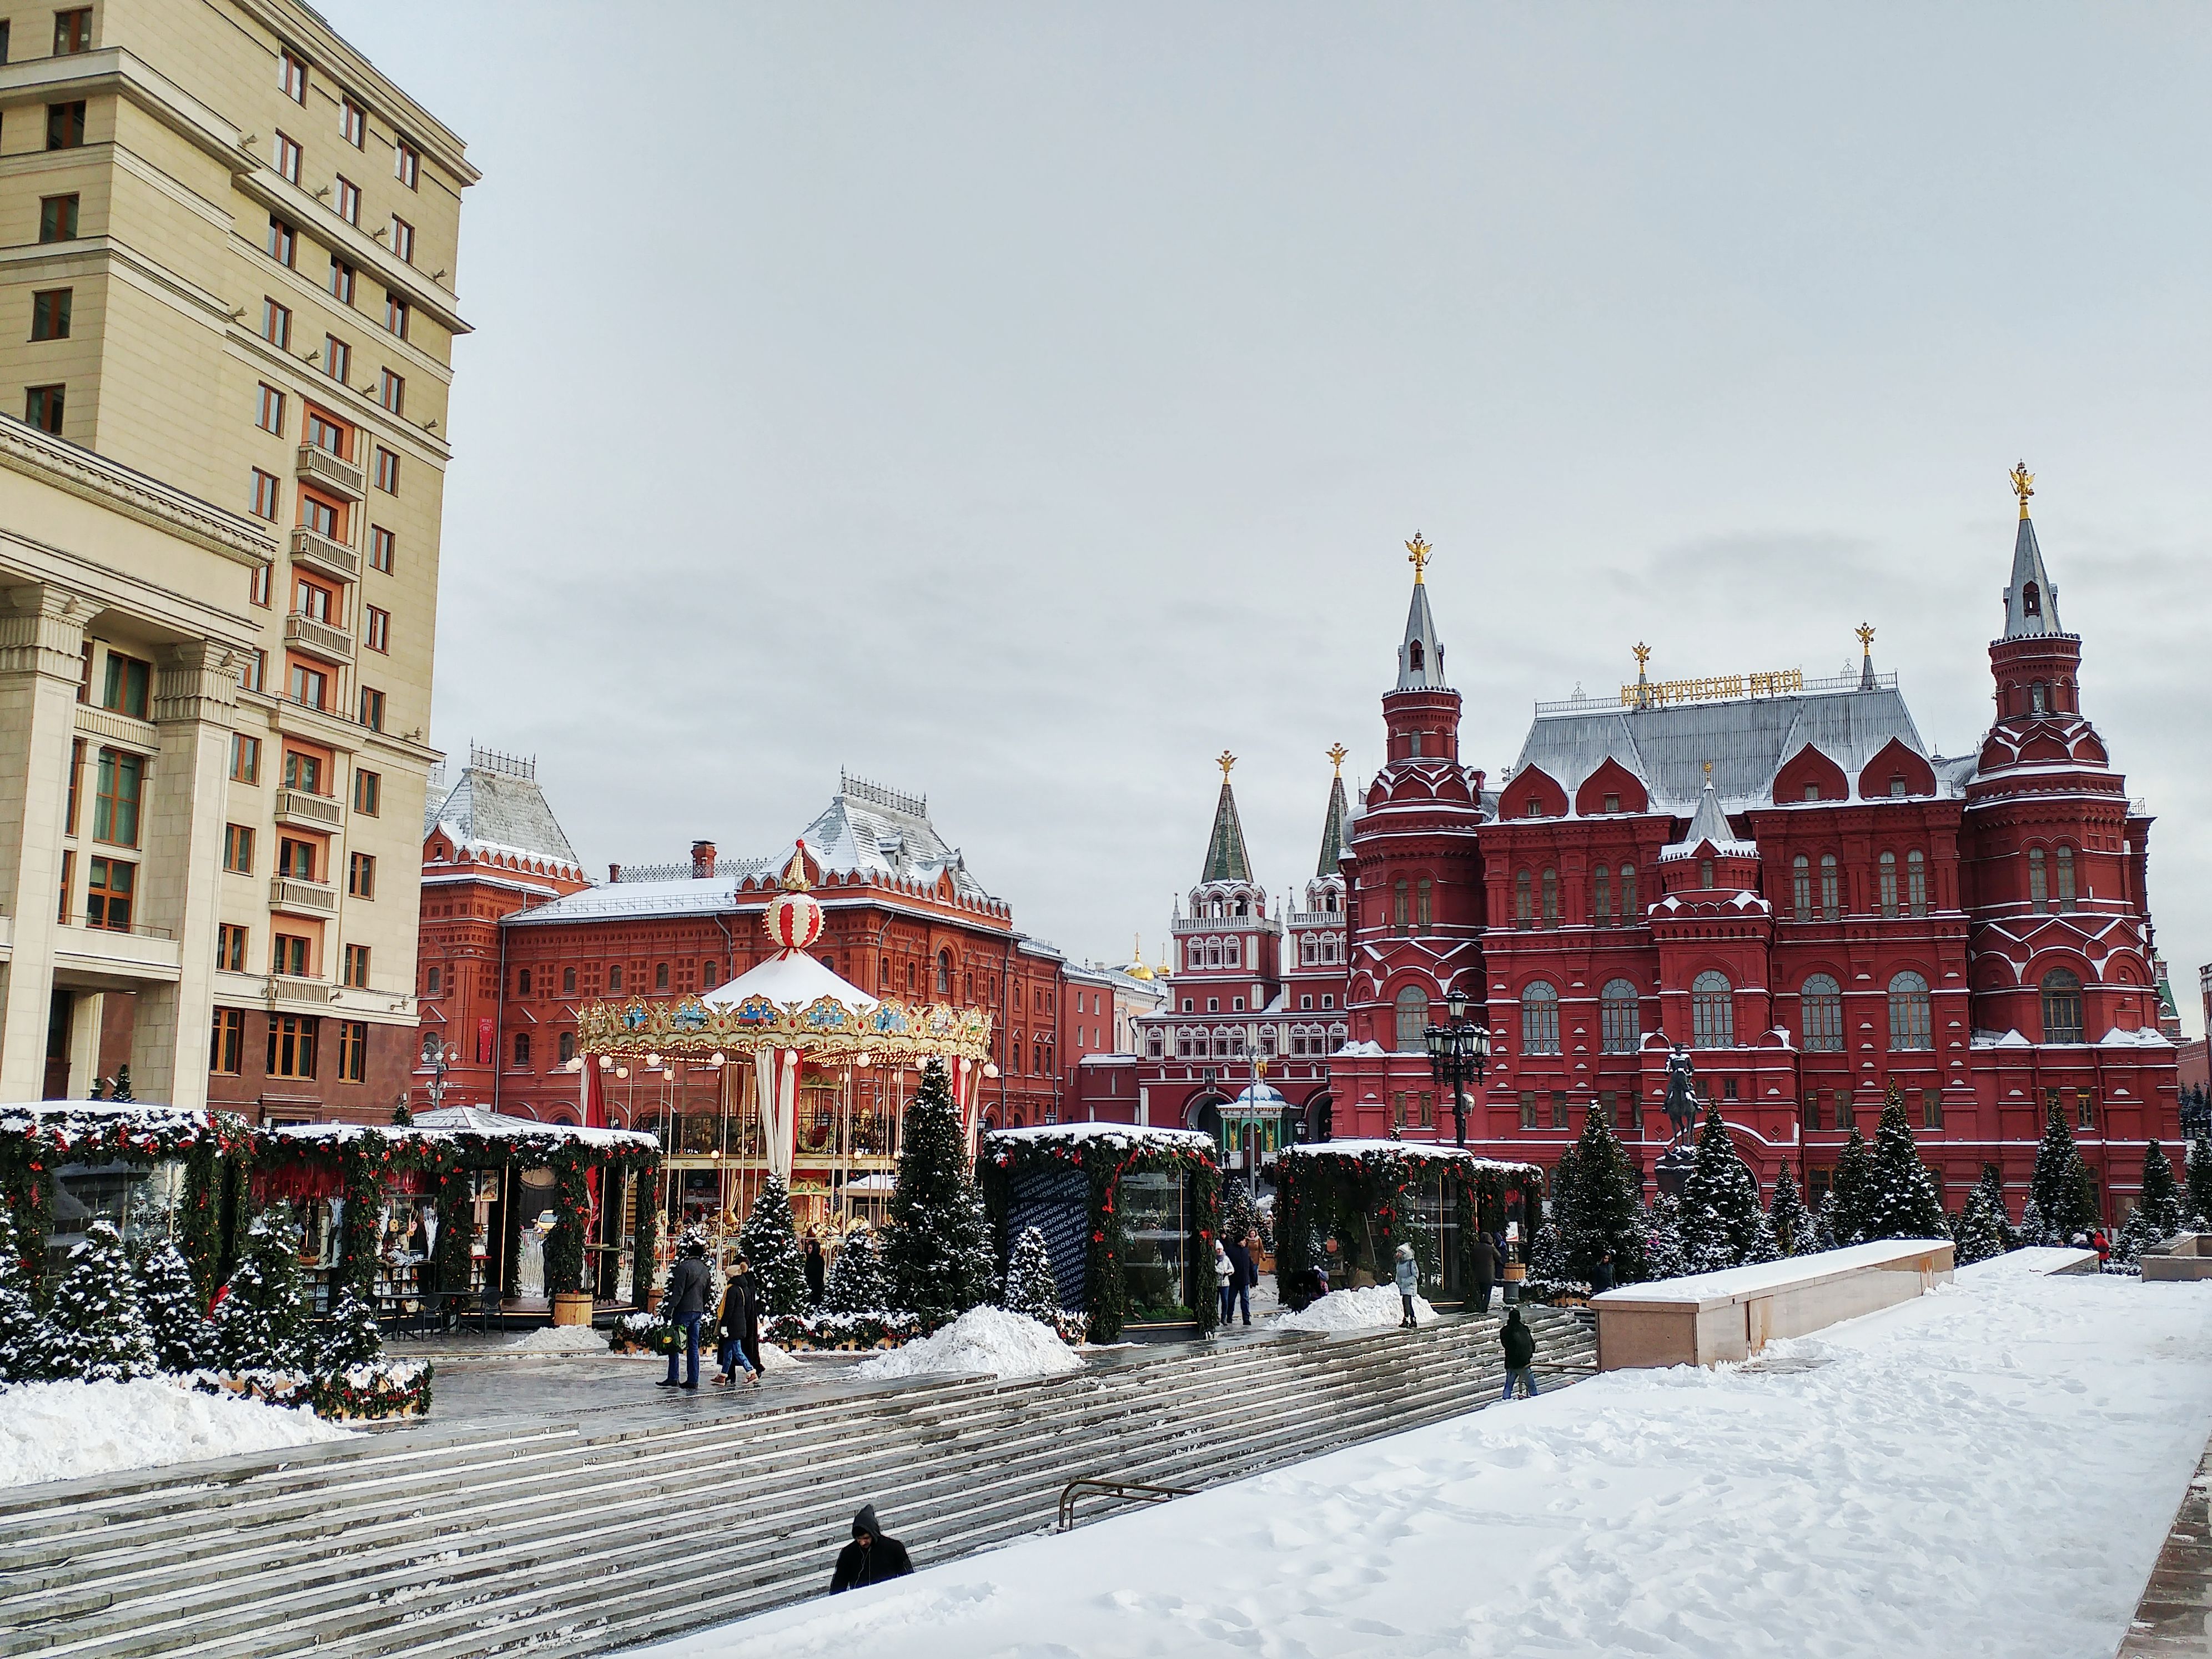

{"left": 700, "top": 948, "right": 878, "bottom": 1019}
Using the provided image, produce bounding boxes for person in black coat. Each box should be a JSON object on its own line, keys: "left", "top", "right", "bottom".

{"left": 658, "top": 1238, "right": 712, "bottom": 1391}
{"left": 1223, "top": 1234, "right": 1256, "bottom": 1326}
{"left": 803, "top": 1238, "right": 826, "bottom": 1306}
{"left": 1470, "top": 1232, "right": 1499, "bottom": 1315}
{"left": 714, "top": 1256, "right": 760, "bottom": 1387}
{"left": 1588, "top": 1250, "right": 1615, "bottom": 1295}
{"left": 1499, "top": 1306, "right": 1539, "bottom": 1400}
{"left": 830, "top": 1503, "right": 913, "bottom": 1593}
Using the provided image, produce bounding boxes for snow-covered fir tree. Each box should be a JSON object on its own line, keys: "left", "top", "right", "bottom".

{"left": 737, "top": 1175, "right": 808, "bottom": 1317}
{"left": 1220, "top": 1182, "right": 1260, "bottom": 1251}
{"left": 1526, "top": 1218, "right": 1567, "bottom": 1280}
{"left": 2030, "top": 1104, "right": 2098, "bottom": 1241}
{"left": 1642, "top": 1194, "right": 1687, "bottom": 1280}
{"left": 1952, "top": 1185, "right": 2011, "bottom": 1264}
{"left": 2185, "top": 1137, "right": 2212, "bottom": 1231}
{"left": 132, "top": 1235, "right": 208, "bottom": 1374}
{"left": 39, "top": 1220, "right": 155, "bottom": 1382}
{"left": 1828, "top": 1128, "right": 1873, "bottom": 1246}
{"left": 1860, "top": 1086, "right": 1950, "bottom": 1241}
{"left": 884, "top": 1059, "right": 995, "bottom": 1319}
{"left": 0, "top": 1206, "right": 45, "bottom": 1382}
{"left": 1561, "top": 1113, "right": 1646, "bottom": 1283}
{"left": 822, "top": 1223, "right": 894, "bottom": 1313}
{"left": 1766, "top": 1165, "right": 1816, "bottom": 1258}
{"left": 2018, "top": 1196, "right": 2054, "bottom": 1247}
{"left": 1000, "top": 1225, "right": 1062, "bottom": 1319}
{"left": 320, "top": 1291, "right": 386, "bottom": 1370}
{"left": 1970, "top": 1165, "right": 2015, "bottom": 1248}
{"left": 210, "top": 1215, "right": 312, "bottom": 1373}
{"left": 2138, "top": 1142, "right": 2184, "bottom": 1240}
{"left": 1677, "top": 1103, "right": 1763, "bottom": 1271}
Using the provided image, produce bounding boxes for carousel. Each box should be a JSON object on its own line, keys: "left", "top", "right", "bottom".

{"left": 572, "top": 844, "right": 998, "bottom": 1265}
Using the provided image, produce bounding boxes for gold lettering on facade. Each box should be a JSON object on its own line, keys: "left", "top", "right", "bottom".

{"left": 1620, "top": 667, "right": 1805, "bottom": 707}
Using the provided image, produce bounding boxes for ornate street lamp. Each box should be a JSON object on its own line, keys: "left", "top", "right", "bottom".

{"left": 418, "top": 1029, "right": 459, "bottom": 1113}
{"left": 1423, "top": 986, "right": 1492, "bottom": 1149}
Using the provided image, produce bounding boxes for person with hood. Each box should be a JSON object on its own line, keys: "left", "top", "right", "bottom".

{"left": 1469, "top": 1230, "right": 1499, "bottom": 1315}
{"left": 1589, "top": 1249, "right": 1615, "bottom": 1295}
{"left": 803, "top": 1236, "right": 826, "bottom": 1305}
{"left": 830, "top": 1503, "right": 913, "bottom": 1593}
{"left": 713, "top": 1254, "right": 760, "bottom": 1388}
{"left": 1213, "top": 1238, "right": 1236, "bottom": 1326}
{"left": 1223, "top": 1230, "right": 1256, "bottom": 1327}
{"left": 1392, "top": 1242, "right": 1420, "bottom": 1328}
{"left": 1500, "top": 1305, "right": 1539, "bottom": 1399}
{"left": 657, "top": 1236, "right": 712, "bottom": 1391}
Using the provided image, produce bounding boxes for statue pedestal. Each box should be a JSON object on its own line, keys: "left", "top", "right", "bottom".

{"left": 1653, "top": 1144, "right": 1696, "bottom": 1199}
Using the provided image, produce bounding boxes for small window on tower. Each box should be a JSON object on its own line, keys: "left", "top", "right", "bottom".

{"left": 1603, "top": 793, "right": 1620, "bottom": 813}
{"left": 2030, "top": 682, "right": 2047, "bottom": 713}
{"left": 1889, "top": 776, "right": 1906, "bottom": 798}
{"left": 2022, "top": 581, "right": 2040, "bottom": 616}
{"left": 1407, "top": 640, "right": 1424, "bottom": 672}
{"left": 1805, "top": 783, "right": 1821, "bottom": 801}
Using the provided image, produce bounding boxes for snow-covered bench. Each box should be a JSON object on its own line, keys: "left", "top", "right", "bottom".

{"left": 1588, "top": 1239, "right": 1954, "bottom": 1370}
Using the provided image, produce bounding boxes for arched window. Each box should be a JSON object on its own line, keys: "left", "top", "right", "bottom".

{"left": 1394, "top": 985, "right": 1430, "bottom": 1052}
{"left": 562, "top": 966, "right": 577, "bottom": 994}
{"left": 936, "top": 949, "right": 953, "bottom": 995}
{"left": 2029, "top": 847, "right": 2048, "bottom": 912}
{"left": 1819, "top": 853, "right": 1839, "bottom": 920}
{"left": 655, "top": 962, "right": 671, "bottom": 992}
{"left": 517, "top": 967, "right": 532, "bottom": 996}
{"left": 557, "top": 1030, "right": 576, "bottom": 1064}
{"left": 2029, "top": 680, "right": 2047, "bottom": 713}
{"left": 1515, "top": 869, "right": 1532, "bottom": 928}
{"left": 1541, "top": 868, "right": 1559, "bottom": 926}
{"left": 1888, "top": 971, "right": 1932, "bottom": 1050}
{"left": 1691, "top": 971, "right": 1734, "bottom": 1048}
{"left": 1593, "top": 865, "right": 1612, "bottom": 923}
{"left": 1600, "top": 979, "right": 1639, "bottom": 1052}
{"left": 1520, "top": 981, "right": 1561, "bottom": 1054}
{"left": 1394, "top": 878, "right": 1409, "bottom": 932}
{"left": 2055, "top": 845, "right": 2076, "bottom": 912}
{"left": 1801, "top": 973, "right": 1843, "bottom": 1052}
{"left": 2040, "top": 969, "right": 2084, "bottom": 1044}
{"left": 1879, "top": 851, "right": 1898, "bottom": 918}
{"left": 1408, "top": 639, "right": 1424, "bottom": 672}
{"left": 1792, "top": 854, "right": 1812, "bottom": 922}
{"left": 1621, "top": 863, "right": 1638, "bottom": 919}
{"left": 1907, "top": 849, "right": 1927, "bottom": 916}
{"left": 2022, "top": 581, "right": 2041, "bottom": 617}
{"left": 607, "top": 964, "right": 622, "bottom": 992}
{"left": 513, "top": 1032, "right": 531, "bottom": 1066}
{"left": 1417, "top": 876, "right": 1432, "bottom": 928}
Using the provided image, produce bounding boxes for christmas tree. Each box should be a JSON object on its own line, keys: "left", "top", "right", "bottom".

{"left": 132, "top": 1236, "right": 209, "bottom": 1374}
{"left": 884, "top": 1059, "right": 994, "bottom": 1319}
{"left": 1677, "top": 1103, "right": 1762, "bottom": 1271}
{"left": 822, "top": 1224, "right": 894, "bottom": 1313}
{"left": 2186, "top": 1137, "right": 2212, "bottom": 1230}
{"left": 210, "top": 1215, "right": 312, "bottom": 1373}
{"left": 1221, "top": 1182, "right": 1268, "bottom": 1253}
{"left": 1001, "top": 1225, "right": 1063, "bottom": 1319}
{"left": 2030, "top": 1104, "right": 2098, "bottom": 1241}
{"left": 1642, "top": 1194, "right": 1687, "bottom": 1280}
{"left": 319, "top": 1291, "right": 386, "bottom": 1370}
{"left": 1970, "top": 1165, "right": 2014, "bottom": 1246}
{"left": 1767, "top": 1164, "right": 1817, "bottom": 1258}
{"left": 1560, "top": 1112, "right": 1646, "bottom": 1283}
{"left": 38, "top": 1220, "right": 156, "bottom": 1382}
{"left": 0, "top": 1207, "right": 46, "bottom": 1382}
{"left": 736, "top": 1174, "right": 808, "bottom": 1318}
{"left": 2018, "top": 1196, "right": 2053, "bottom": 1247}
{"left": 1861, "top": 1085, "right": 1950, "bottom": 1240}
{"left": 1527, "top": 1217, "right": 1567, "bottom": 1280}
{"left": 1828, "top": 1128, "right": 1873, "bottom": 1246}
{"left": 1952, "top": 1185, "right": 2010, "bottom": 1264}
{"left": 2139, "top": 1142, "right": 2184, "bottom": 1240}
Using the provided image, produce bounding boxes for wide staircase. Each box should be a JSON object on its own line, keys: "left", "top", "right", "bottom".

{"left": 0, "top": 1308, "right": 1593, "bottom": 1659}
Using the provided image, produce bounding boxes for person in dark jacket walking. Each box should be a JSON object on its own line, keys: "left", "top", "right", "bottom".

{"left": 713, "top": 1255, "right": 760, "bottom": 1387}
{"left": 1499, "top": 1305, "right": 1538, "bottom": 1399}
{"left": 830, "top": 1503, "right": 913, "bottom": 1593}
{"left": 803, "top": 1237, "right": 826, "bottom": 1305}
{"left": 658, "top": 1237, "right": 712, "bottom": 1391}
{"left": 1470, "top": 1232, "right": 1499, "bottom": 1315}
{"left": 1223, "top": 1234, "right": 1256, "bottom": 1326}
{"left": 1588, "top": 1250, "right": 1615, "bottom": 1295}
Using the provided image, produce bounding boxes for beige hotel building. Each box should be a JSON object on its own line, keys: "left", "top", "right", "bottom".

{"left": 0, "top": 0, "right": 471, "bottom": 1115}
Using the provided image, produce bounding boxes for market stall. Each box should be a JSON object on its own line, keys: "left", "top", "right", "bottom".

{"left": 1273, "top": 1140, "right": 1542, "bottom": 1310}
{"left": 978, "top": 1123, "right": 1223, "bottom": 1341}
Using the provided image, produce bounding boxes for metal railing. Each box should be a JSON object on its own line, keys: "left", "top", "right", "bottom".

{"left": 1058, "top": 1476, "right": 1195, "bottom": 1531}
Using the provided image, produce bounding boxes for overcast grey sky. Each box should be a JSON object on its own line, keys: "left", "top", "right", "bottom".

{"left": 331, "top": 3, "right": 2212, "bottom": 1032}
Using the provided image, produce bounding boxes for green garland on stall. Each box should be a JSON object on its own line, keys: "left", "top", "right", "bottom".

{"left": 1274, "top": 1147, "right": 1540, "bottom": 1311}
{"left": 433, "top": 1168, "right": 476, "bottom": 1295}
{"left": 543, "top": 1160, "right": 593, "bottom": 1296}
{"left": 629, "top": 1169, "right": 659, "bottom": 1310}
{"left": 978, "top": 1132, "right": 1223, "bottom": 1344}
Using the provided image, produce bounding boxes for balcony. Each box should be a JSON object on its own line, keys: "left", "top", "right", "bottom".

{"left": 269, "top": 876, "right": 338, "bottom": 917}
{"left": 270, "top": 973, "right": 333, "bottom": 1005}
{"left": 290, "top": 527, "right": 359, "bottom": 582}
{"left": 295, "top": 444, "right": 364, "bottom": 501}
{"left": 274, "top": 788, "right": 344, "bottom": 831}
{"left": 283, "top": 612, "right": 354, "bottom": 664}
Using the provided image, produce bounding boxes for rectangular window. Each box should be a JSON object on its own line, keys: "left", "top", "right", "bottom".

{"left": 1921, "top": 1089, "right": 1944, "bottom": 1130}
{"left": 373, "top": 446, "right": 399, "bottom": 493}
{"left": 1391, "top": 1092, "right": 1407, "bottom": 1130}
{"left": 268, "top": 1014, "right": 319, "bottom": 1079}
{"left": 272, "top": 932, "right": 311, "bottom": 978}
{"left": 222, "top": 823, "right": 254, "bottom": 873}
{"left": 353, "top": 768, "right": 380, "bottom": 815}
{"left": 210, "top": 1007, "right": 245, "bottom": 1074}
{"left": 216, "top": 924, "right": 248, "bottom": 973}
{"left": 267, "top": 217, "right": 296, "bottom": 267}
{"left": 323, "top": 334, "right": 350, "bottom": 382}
{"left": 56, "top": 848, "right": 72, "bottom": 922}
{"left": 250, "top": 469, "right": 280, "bottom": 520}
{"left": 338, "top": 1020, "right": 367, "bottom": 1083}
{"left": 358, "top": 686, "right": 384, "bottom": 730}
{"left": 46, "top": 100, "right": 86, "bottom": 149}
{"left": 280, "top": 49, "right": 308, "bottom": 101}
{"left": 0, "top": 18, "right": 9, "bottom": 59}
{"left": 364, "top": 605, "right": 389, "bottom": 652}
{"left": 394, "top": 140, "right": 419, "bottom": 189}
{"left": 287, "top": 660, "right": 328, "bottom": 710}
{"left": 100, "top": 653, "right": 150, "bottom": 718}
{"left": 26, "top": 385, "right": 64, "bottom": 435}
{"left": 369, "top": 525, "right": 395, "bottom": 572}
{"left": 282, "top": 747, "right": 323, "bottom": 796}
{"left": 379, "top": 369, "right": 404, "bottom": 414}
{"left": 334, "top": 176, "right": 360, "bottom": 225}
{"left": 1805, "top": 1094, "right": 1823, "bottom": 1132}
{"left": 230, "top": 733, "right": 261, "bottom": 784}
{"left": 278, "top": 836, "right": 315, "bottom": 880}
{"left": 274, "top": 132, "right": 301, "bottom": 184}
{"left": 63, "top": 736, "right": 82, "bottom": 834}
{"left": 261, "top": 298, "right": 292, "bottom": 349}
{"left": 240, "top": 650, "right": 266, "bottom": 693}
{"left": 293, "top": 576, "right": 334, "bottom": 622}
{"left": 1551, "top": 1090, "right": 1570, "bottom": 1129}
{"left": 348, "top": 851, "right": 375, "bottom": 898}
{"left": 1519, "top": 1090, "right": 1538, "bottom": 1130}
{"left": 389, "top": 215, "right": 415, "bottom": 263}
{"left": 84, "top": 855, "right": 134, "bottom": 931}
{"left": 384, "top": 295, "right": 409, "bottom": 339}
{"left": 53, "top": 8, "right": 92, "bottom": 52}
{"left": 329, "top": 257, "right": 355, "bottom": 305}
{"left": 342, "top": 943, "right": 370, "bottom": 988}
{"left": 340, "top": 97, "right": 365, "bottom": 148}
{"left": 30, "top": 288, "right": 71, "bottom": 340}
{"left": 256, "top": 383, "right": 285, "bottom": 434}
{"left": 301, "top": 494, "right": 339, "bottom": 538}
{"left": 1833, "top": 1089, "right": 1855, "bottom": 1133}
{"left": 2076, "top": 1088, "right": 2095, "bottom": 1130}
{"left": 249, "top": 562, "right": 271, "bottom": 609}
{"left": 38, "top": 194, "right": 79, "bottom": 242}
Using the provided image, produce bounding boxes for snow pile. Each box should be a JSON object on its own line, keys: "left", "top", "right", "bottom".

{"left": 644, "top": 1274, "right": 2212, "bottom": 1659}
{"left": 756, "top": 1343, "right": 801, "bottom": 1374}
{"left": 853, "top": 1306, "right": 1080, "bottom": 1382}
{"left": 1276, "top": 1284, "right": 1436, "bottom": 1331}
{"left": 0, "top": 1378, "right": 350, "bottom": 1488}
{"left": 507, "top": 1326, "right": 610, "bottom": 1354}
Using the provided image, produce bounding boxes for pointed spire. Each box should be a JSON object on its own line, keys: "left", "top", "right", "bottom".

{"left": 1314, "top": 750, "right": 1350, "bottom": 878}
{"left": 1856, "top": 622, "right": 1877, "bottom": 691}
{"left": 2002, "top": 461, "right": 2064, "bottom": 637}
{"left": 1675, "top": 762, "right": 1745, "bottom": 853}
{"left": 1200, "top": 752, "right": 1254, "bottom": 883}
{"left": 1396, "top": 532, "right": 1449, "bottom": 690}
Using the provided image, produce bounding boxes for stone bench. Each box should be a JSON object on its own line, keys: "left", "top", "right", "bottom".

{"left": 2141, "top": 1233, "right": 2212, "bottom": 1283}
{"left": 1590, "top": 1239, "right": 1955, "bottom": 1370}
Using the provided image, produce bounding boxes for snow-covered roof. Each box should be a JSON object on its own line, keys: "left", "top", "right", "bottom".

{"left": 505, "top": 876, "right": 746, "bottom": 925}
{"left": 424, "top": 761, "right": 585, "bottom": 877}
{"left": 1657, "top": 778, "right": 1759, "bottom": 863}
{"left": 1280, "top": 1140, "right": 1541, "bottom": 1177}
{"left": 1229, "top": 1082, "right": 1289, "bottom": 1109}
{"left": 268, "top": 1108, "right": 656, "bottom": 1153}
{"left": 0, "top": 1100, "right": 212, "bottom": 1143}
{"left": 984, "top": 1124, "right": 1215, "bottom": 1154}
{"left": 701, "top": 949, "right": 877, "bottom": 1015}
{"left": 800, "top": 773, "right": 992, "bottom": 902}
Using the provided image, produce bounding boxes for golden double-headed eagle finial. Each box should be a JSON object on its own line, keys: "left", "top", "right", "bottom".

{"left": 2010, "top": 460, "right": 2034, "bottom": 519}
{"left": 1856, "top": 622, "right": 1876, "bottom": 653}
{"left": 1632, "top": 642, "right": 1652, "bottom": 670}
{"left": 1326, "top": 742, "right": 1349, "bottom": 777}
{"left": 1217, "top": 750, "right": 1236, "bottom": 780}
{"left": 1406, "top": 532, "right": 1431, "bottom": 584}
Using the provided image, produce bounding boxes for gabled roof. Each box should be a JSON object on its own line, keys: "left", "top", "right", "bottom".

{"left": 425, "top": 760, "right": 584, "bottom": 874}
{"left": 1200, "top": 778, "right": 1254, "bottom": 884}
{"left": 798, "top": 773, "right": 991, "bottom": 902}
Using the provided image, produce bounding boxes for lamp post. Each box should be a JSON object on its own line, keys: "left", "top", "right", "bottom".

{"left": 1422, "top": 987, "right": 1492, "bottom": 1149}
{"left": 419, "top": 1029, "right": 458, "bottom": 1113}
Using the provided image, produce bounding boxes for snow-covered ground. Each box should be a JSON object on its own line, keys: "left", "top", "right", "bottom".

{"left": 853, "top": 1306, "right": 1079, "bottom": 1382}
{"left": 638, "top": 1272, "right": 2212, "bottom": 1658}
{"left": 1273, "top": 1283, "right": 1437, "bottom": 1331}
{"left": 0, "top": 1379, "right": 350, "bottom": 1488}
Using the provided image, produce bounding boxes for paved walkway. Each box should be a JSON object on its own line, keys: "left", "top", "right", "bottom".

{"left": 2121, "top": 1434, "right": 2212, "bottom": 1656}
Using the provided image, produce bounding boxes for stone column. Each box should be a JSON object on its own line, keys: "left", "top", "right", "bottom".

{"left": 0, "top": 583, "right": 95, "bottom": 1099}
{"left": 129, "top": 640, "right": 241, "bottom": 1111}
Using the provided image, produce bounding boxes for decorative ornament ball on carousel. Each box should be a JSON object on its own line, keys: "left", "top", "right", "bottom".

{"left": 763, "top": 844, "right": 825, "bottom": 954}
